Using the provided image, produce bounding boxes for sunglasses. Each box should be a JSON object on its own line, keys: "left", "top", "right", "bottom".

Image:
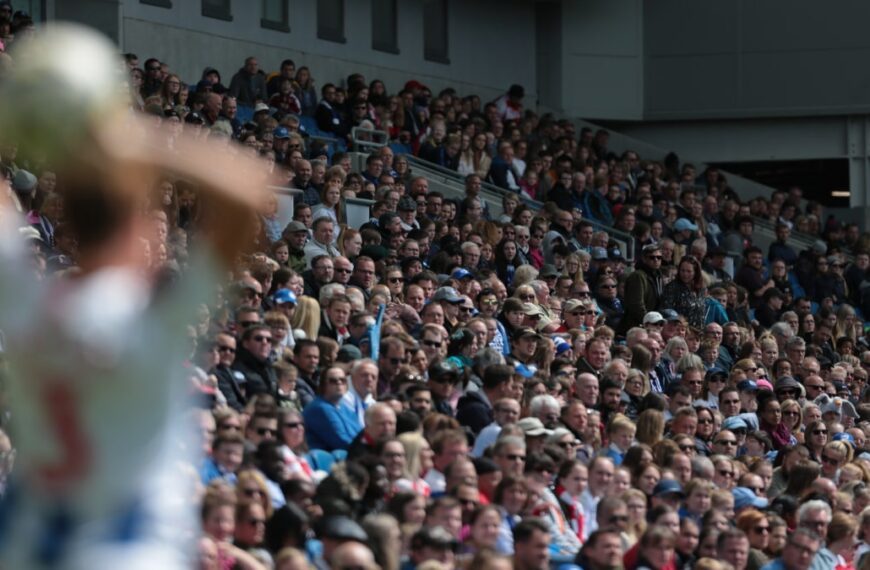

{"left": 283, "top": 422, "right": 302, "bottom": 429}
{"left": 520, "top": 295, "right": 535, "bottom": 301}
{"left": 256, "top": 427, "right": 276, "bottom": 436}
{"left": 503, "top": 453, "right": 526, "bottom": 462}
{"left": 753, "top": 526, "right": 770, "bottom": 534}
{"left": 423, "top": 340, "right": 442, "bottom": 348}
{"left": 326, "top": 376, "right": 347, "bottom": 384}
{"left": 813, "top": 429, "right": 828, "bottom": 436}
{"left": 715, "top": 440, "right": 737, "bottom": 446}
{"left": 822, "top": 455, "right": 841, "bottom": 466}
{"left": 252, "top": 335, "right": 272, "bottom": 343}
{"left": 218, "top": 345, "right": 236, "bottom": 354}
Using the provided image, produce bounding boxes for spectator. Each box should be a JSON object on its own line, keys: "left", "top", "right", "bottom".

{"left": 228, "top": 56, "right": 267, "bottom": 106}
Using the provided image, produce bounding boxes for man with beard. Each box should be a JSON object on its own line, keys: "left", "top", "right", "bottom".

{"left": 619, "top": 243, "right": 663, "bottom": 334}
{"left": 281, "top": 221, "right": 308, "bottom": 273}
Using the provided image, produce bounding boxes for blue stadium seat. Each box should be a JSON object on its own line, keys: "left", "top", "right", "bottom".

{"left": 299, "top": 115, "right": 319, "bottom": 136}
{"left": 389, "top": 142, "right": 412, "bottom": 155}
{"left": 236, "top": 104, "right": 254, "bottom": 125}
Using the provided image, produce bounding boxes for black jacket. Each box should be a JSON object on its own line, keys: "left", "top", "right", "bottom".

{"left": 232, "top": 346, "right": 277, "bottom": 398}
{"left": 215, "top": 365, "right": 246, "bottom": 411}
{"left": 455, "top": 390, "right": 493, "bottom": 436}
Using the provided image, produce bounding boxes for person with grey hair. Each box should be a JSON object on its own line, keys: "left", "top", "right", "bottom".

{"left": 529, "top": 394, "right": 561, "bottom": 429}
{"left": 770, "top": 322, "right": 794, "bottom": 355}
{"left": 492, "top": 435, "right": 527, "bottom": 477}
{"left": 472, "top": 347, "right": 505, "bottom": 380}
{"left": 343, "top": 358, "right": 378, "bottom": 425}
{"left": 346, "top": 402, "right": 396, "bottom": 461}
{"left": 797, "top": 500, "right": 836, "bottom": 570}
{"left": 601, "top": 359, "right": 629, "bottom": 385}
{"left": 529, "top": 280, "right": 552, "bottom": 318}
{"left": 691, "top": 455, "right": 714, "bottom": 480}
{"left": 461, "top": 241, "right": 481, "bottom": 271}
{"left": 784, "top": 335, "right": 806, "bottom": 369}
{"left": 319, "top": 282, "right": 347, "bottom": 306}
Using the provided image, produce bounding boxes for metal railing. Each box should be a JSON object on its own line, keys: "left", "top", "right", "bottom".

{"left": 350, "top": 126, "right": 389, "bottom": 152}
{"left": 401, "top": 154, "right": 635, "bottom": 262}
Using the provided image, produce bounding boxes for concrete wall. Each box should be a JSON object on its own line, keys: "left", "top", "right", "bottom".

{"left": 559, "top": 0, "right": 644, "bottom": 121}
{"left": 644, "top": 0, "right": 870, "bottom": 120}
{"left": 117, "top": 0, "right": 535, "bottom": 103}
{"left": 609, "top": 116, "right": 851, "bottom": 164}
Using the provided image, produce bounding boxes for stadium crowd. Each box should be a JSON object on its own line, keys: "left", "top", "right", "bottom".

{"left": 5, "top": 14, "right": 870, "bottom": 570}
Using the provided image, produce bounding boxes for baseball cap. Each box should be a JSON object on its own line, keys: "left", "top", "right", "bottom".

{"left": 643, "top": 311, "right": 665, "bottom": 325}
{"left": 11, "top": 170, "right": 37, "bottom": 194}
{"left": 398, "top": 196, "right": 417, "bottom": 212}
{"left": 515, "top": 327, "right": 541, "bottom": 340}
{"left": 722, "top": 417, "right": 748, "bottom": 432}
{"left": 733, "top": 487, "right": 768, "bottom": 511}
{"left": 254, "top": 102, "right": 270, "bottom": 114}
{"left": 432, "top": 286, "right": 464, "bottom": 304}
{"left": 737, "top": 380, "right": 758, "bottom": 392}
{"left": 591, "top": 247, "right": 608, "bottom": 261}
{"left": 284, "top": 221, "right": 308, "bottom": 234}
{"left": 774, "top": 376, "right": 801, "bottom": 394}
{"left": 660, "top": 309, "right": 680, "bottom": 322}
{"left": 337, "top": 344, "right": 363, "bottom": 363}
{"left": 272, "top": 288, "right": 297, "bottom": 306}
{"left": 552, "top": 336, "right": 571, "bottom": 356}
{"left": 653, "top": 479, "right": 684, "bottom": 498}
{"left": 706, "top": 367, "right": 728, "bottom": 381}
{"left": 674, "top": 218, "right": 699, "bottom": 232}
{"left": 517, "top": 417, "right": 551, "bottom": 437}
{"left": 564, "top": 299, "right": 584, "bottom": 313}
{"left": 451, "top": 268, "right": 473, "bottom": 281}
{"left": 523, "top": 303, "right": 545, "bottom": 317}
{"left": 273, "top": 126, "right": 290, "bottom": 139}
{"left": 539, "top": 264, "right": 559, "bottom": 278}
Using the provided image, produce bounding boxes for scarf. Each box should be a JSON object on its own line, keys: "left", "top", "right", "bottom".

{"left": 762, "top": 419, "right": 793, "bottom": 450}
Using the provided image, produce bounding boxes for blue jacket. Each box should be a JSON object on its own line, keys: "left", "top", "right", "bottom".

{"left": 303, "top": 396, "right": 362, "bottom": 451}
{"left": 705, "top": 297, "right": 729, "bottom": 325}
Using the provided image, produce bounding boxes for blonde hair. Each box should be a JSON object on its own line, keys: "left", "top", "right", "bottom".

{"left": 607, "top": 413, "right": 636, "bottom": 436}
{"left": 291, "top": 296, "right": 321, "bottom": 340}
{"left": 275, "top": 548, "right": 314, "bottom": 570}
{"left": 264, "top": 310, "right": 290, "bottom": 329}
{"left": 398, "top": 431, "right": 428, "bottom": 480}
{"left": 513, "top": 265, "right": 539, "bottom": 288}
{"left": 235, "top": 469, "right": 273, "bottom": 518}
